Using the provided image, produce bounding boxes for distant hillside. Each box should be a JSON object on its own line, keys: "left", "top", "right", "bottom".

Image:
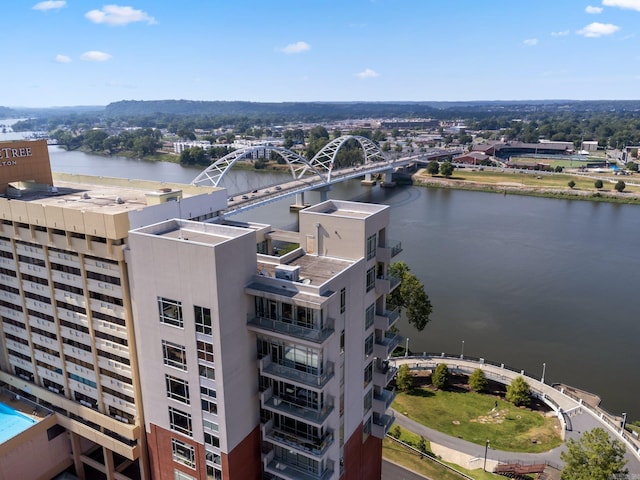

{"left": 104, "top": 100, "right": 441, "bottom": 119}
{"left": 103, "top": 99, "right": 640, "bottom": 121}
{"left": 0, "top": 106, "right": 17, "bottom": 118}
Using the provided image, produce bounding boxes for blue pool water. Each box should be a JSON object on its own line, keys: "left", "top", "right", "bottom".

{"left": 0, "top": 401, "right": 36, "bottom": 444}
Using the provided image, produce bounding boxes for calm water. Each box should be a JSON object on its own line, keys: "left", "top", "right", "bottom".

{"left": 0, "top": 139, "right": 620, "bottom": 420}
{"left": 0, "top": 402, "right": 36, "bottom": 444}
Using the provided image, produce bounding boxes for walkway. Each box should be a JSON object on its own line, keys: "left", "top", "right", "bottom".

{"left": 389, "top": 355, "right": 640, "bottom": 474}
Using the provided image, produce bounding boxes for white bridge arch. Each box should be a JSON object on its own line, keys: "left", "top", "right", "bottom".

{"left": 191, "top": 135, "right": 386, "bottom": 188}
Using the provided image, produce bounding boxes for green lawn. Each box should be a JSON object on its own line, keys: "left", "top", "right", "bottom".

{"left": 393, "top": 387, "right": 562, "bottom": 453}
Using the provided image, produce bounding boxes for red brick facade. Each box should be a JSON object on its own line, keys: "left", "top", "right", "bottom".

{"left": 341, "top": 423, "right": 383, "bottom": 480}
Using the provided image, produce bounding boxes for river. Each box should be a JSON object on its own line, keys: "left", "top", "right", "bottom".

{"left": 2, "top": 126, "right": 638, "bottom": 420}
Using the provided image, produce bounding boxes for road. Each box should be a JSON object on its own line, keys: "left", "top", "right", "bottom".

{"left": 382, "top": 459, "right": 430, "bottom": 480}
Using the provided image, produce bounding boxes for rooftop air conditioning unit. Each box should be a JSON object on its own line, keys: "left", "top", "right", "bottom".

{"left": 274, "top": 265, "right": 300, "bottom": 282}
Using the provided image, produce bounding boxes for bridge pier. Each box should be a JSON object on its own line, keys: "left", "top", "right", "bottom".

{"left": 381, "top": 170, "right": 396, "bottom": 188}
{"left": 289, "top": 192, "right": 310, "bottom": 211}
{"left": 361, "top": 173, "right": 376, "bottom": 186}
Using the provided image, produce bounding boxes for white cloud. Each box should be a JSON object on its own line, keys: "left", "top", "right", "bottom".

{"left": 55, "top": 54, "right": 71, "bottom": 63}
{"left": 279, "top": 41, "right": 311, "bottom": 54}
{"left": 603, "top": 0, "right": 640, "bottom": 11}
{"left": 85, "top": 5, "right": 156, "bottom": 26}
{"left": 577, "top": 22, "right": 620, "bottom": 37}
{"left": 355, "top": 68, "right": 379, "bottom": 79}
{"left": 32, "top": 1, "right": 66, "bottom": 11}
{"left": 523, "top": 38, "right": 539, "bottom": 46}
{"left": 551, "top": 30, "right": 570, "bottom": 36}
{"left": 80, "top": 51, "right": 112, "bottom": 62}
{"left": 585, "top": 5, "right": 603, "bottom": 13}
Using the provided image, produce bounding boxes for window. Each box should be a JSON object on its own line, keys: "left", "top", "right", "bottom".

{"left": 166, "top": 375, "right": 190, "bottom": 404}
{"left": 174, "top": 471, "right": 196, "bottom": 480}
{"left": 340, "top": 330, "right": 345, "bottom": 354}
{"left": 199, "top": 364, "right": 215, "bottom": 380}
{"left": 163, "top": 341, "right": 187, "bottom": 370}
{"left": 201, "top": 386, "right": 217, "bottom": 399}
{"left": 206, "top": 465, "right": 222, "bottom": 480}
{"left": 202, "top": 398, "right": 218, "bottom": 415}
{"left": 364, "top": 333, "right": 374, "bottom": 358}
{"left": 203, "top": 419, "right": 219, "bottom": 432}
{"left": 366, "top": 234, "right": 377, "bottom": 260}
{"left": 172, "top": 438, "right": 196, "bottom": 469}
{"left": 366, "top": 267, "right": 376, "bottom": 292}
{"left": 363, "top": 362, "right": 373, "bottom": 387}
{"left": 204, "top": 432, "right": 220, "bottom": 448}
{"left": 205, "top": 451, "right": 221, "bottom": 466}
{"left": 197, "top": 341, "right": 214, "bottom": 363}
{"left": 363, "top": 389, "right": 373, "bottom": 413}
{"left": 365, "top": 303, "right": 375, "bottom": 330}
{"left": 169, "top": 407, "right": 192, "bottom": 436}
{"left": 159, "top": 297, "right": 183, "bottom": 327}
{"left": 340, "top": 288, "right": 346, "bottom": 314}
{"left": 194, "top": 305, "right": 212, "bottom": 335}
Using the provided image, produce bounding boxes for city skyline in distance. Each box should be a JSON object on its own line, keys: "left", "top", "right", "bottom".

{"left": 8, "top": 0, "right": 640, "bottom": 107}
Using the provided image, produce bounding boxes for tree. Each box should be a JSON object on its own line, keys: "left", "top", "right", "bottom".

{"left": 390, "top": 425, "right": 401, "bottom": 439}
{"left": 615, "top": 180, "right": 626, "bottom": 192}
{"left": 396, "top": 364, "right": 413, "bottom": 392}
{"left": 417, "top": 436, "right": 428, "bottom": 454}
{"left": 426, "top": 160, "right": 439, "bottom": 176}
{"left": 560, "top": 427, "right": 628, "bottom": 480}
{"left": 627, "top": 161, "right": 638, "bottom": 172}
{"left": 594, "top": 179, "right": 603, "bottom": 189}
{"left": 468, "top": 368, "right": 488, "bottom": 392}
{"left": 440, "top": 161, "right": 454, "bottom": 177}
{"left": 568, "top": 180, "right": 576, "bottom": 189}
{"left": 432, "top": 363, "right": 449, "bottom": 389}
{"left": 387, "top": 262, "right": 433, "bottom": 332}
{"left": 505, "top": 376, "right": 531, "bottom": 406}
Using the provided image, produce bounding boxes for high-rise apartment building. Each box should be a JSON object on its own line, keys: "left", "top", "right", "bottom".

{"left": 0, "top": 140, "right": 400, "bottom": 480}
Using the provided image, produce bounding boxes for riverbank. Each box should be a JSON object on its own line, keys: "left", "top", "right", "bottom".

{"left": 412, "top": 170, "right": 640, "bottom": 205}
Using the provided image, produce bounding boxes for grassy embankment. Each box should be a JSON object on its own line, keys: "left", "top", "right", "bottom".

{"left": 392, "top": 387, "right": 562, "bottom": 453}
{"left": 415, "top": 168, "right": 640, "bottom": 204}
{"left": 383, "top": 426, "right": 503, "bottom": 480}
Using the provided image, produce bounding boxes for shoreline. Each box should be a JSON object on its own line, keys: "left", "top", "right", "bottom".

{"left": 411, "top": 173, "right": 640, "bottom": 205}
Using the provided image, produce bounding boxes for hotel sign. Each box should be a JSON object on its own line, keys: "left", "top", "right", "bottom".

{"left": 0, "top": 146, "right": 33, "bottom": 163}
{"left": 0, "top": 139, "right": 53, "bottom": 194}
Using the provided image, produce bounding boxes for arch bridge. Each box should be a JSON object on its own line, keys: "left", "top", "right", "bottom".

{"left": 191, "top": 135, "right": 387, "bottom": 188}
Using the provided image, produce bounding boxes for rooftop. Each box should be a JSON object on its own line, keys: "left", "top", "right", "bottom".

{"left": 303, "top": 199, "right": 387, "bottom": 219}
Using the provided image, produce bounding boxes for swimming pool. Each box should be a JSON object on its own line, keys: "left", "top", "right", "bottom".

{"left": 0, "top": 401, "right": 36, "bottom": 444}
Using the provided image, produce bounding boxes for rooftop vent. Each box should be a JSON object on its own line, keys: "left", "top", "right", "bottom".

{"left": 81, "top": 192, "right": 90, "bottom": 199}
{"left": 275, "top": 265, "right": 300, "bottom": 282}
{"left": 115, "top": 197, "right": 125, "bottom": 204}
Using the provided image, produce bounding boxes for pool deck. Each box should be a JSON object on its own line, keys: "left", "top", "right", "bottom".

{"left": 0, "top": 390, "right": 47, "bottom": 423}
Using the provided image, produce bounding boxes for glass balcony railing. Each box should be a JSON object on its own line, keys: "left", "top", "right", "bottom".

{"left": 261, "top": 357, "right": 335, "bottom": 390}
{"left": 374, "top": 307, "right": 400, "bottom": 330}
{"left": 247, "top": 316, "right": 335, "bottom": 344}
{"left": 376, "top": 240, "right": 403, "bottom": 262}
{"left": 266, "top": 458, "right": 335, "bottom": 480}
{"left": 264, "top": 426, "right": 334, "bottom": 457}
{"left": 373, "top": 387, "right": 396, "bottom": 411}
{"left": 373, "top": 332, "right": 402, "bottom": 358}
{"left": 263, "top": 395, "right": 334, "bottom": 426}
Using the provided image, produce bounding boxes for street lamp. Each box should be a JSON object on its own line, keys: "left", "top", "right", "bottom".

{"left": 460, "top": 340, "right": 465, "bottom": 359}
{"left": 622, "top": 413, "right": 627, "bottom": 434}
{"left": 405, "top": 337, "right": 409, "bottom": 357}
{"left": 541, "top": 362, "right": 546, "bottom": 384}
{"left": 483, "top": 439, "right": 490, "bottom": 471}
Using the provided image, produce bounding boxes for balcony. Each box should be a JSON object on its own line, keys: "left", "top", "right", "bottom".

{"left": 376, "top": 240, "right": 403, "bottom": 263}
{"left": 373, "top": 332, "right": 402, "bottom": 359}
{"left": 262, "top": 391, "right": 334, "bottom": 427}
{"left": 374, "top": 308, "right": 400, "bottom": 330}
{"left": 371, "top": 412, "right": 395, "bottom": 439}
{"left": 263, "top": 424, "right": 334, "bottom": 458}
{"left": 266, "top": 458, "right": 334, "bottom": 480}
{"left": 260, "top": 356, "right": 334, "bottom": 390}
{"left": 373, "top": 387, "right": 396, "bottom": 414}
{"left": 373, "top": 362, "right": 397, "bottom": 388}
{"left": 247, "top": 316, "right": 334, "bottom": 344}
{"left": 375, "top": 275, "right": 401, "bottom": 295}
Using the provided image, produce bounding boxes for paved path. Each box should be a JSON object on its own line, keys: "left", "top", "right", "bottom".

{"left": 390, "top": 355, "right": 640, "bottom": 474}
{"left": 382, "top": 459, "right": 430, "bottom": 480}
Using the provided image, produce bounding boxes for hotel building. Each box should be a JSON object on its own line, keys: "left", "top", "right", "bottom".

{"left": 0, "top": 140, "right": 401, "bottom": 480}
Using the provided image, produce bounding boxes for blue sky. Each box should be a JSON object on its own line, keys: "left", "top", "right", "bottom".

{"left": 6, "top": 0, "right": 640, "bottom": 107}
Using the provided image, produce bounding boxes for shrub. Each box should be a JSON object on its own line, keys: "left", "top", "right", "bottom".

{"left": 469, "top": 368, "right": 488, "bottom": 392}
{"left": 594, "top": 179, "right": 603, "bottom": 189}
{"left": 568, "top": 180, "right": 576, "bottom": 189}
{"left": 506, "top": 376, "right": 531, "bottom": 406}
{"left": 432, "top": 363, "right": 449, "bottom": 389}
